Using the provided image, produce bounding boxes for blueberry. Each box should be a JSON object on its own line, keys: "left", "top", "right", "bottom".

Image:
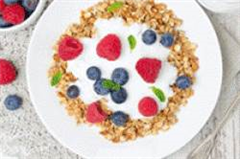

{"left": 111, "top": 68, "right": 129, "bottom": 85}
{"left": 111, "top": 111, "right": 128, "bottom": 127}
{"left": 67, "top": 85, "right": 80, "bottom": 99}
{"left": 94, "top": 79, "right": 110, "bottom": 95}
{"left": 142, "top": 29, "right": 157, "bottom": 45}
{"left": 87, "top": 66, "right": 101, "bottom": 80}
{"left": 176, "top": 76, "right": 191, "bottom": 89}
{"left": 111, "top": 88, "right": 127, "bottom": 104}
{"left": 0, "top": 17, "right": 11, "bottom": 28}
{"left": 4, "top": 95, "right": 23, "bottom": 111}
{"left": 160, "top": 33, "right": 174, "bottom": 47}
{"left": 3, "top": 0, "right": 19, "bottom": 5}
{"left": 22, "top": 0, "right": 39, "bottom": 12}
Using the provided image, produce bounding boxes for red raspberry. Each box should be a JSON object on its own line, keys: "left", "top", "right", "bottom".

{"left": 0, "top": 59, "right": 17, "bottom": 85}
{"left": 138, "top": 97, "right": 158, "bottom": 117}
{"left": 97, "top": 34, "right": 121, "bottom": 61}
{"left": 86, "top": 101, "right": 107, "bottom": 123}
{"left": 0, "top": 0, "right": 6, "bottom": 12}
{"left": 2, "top": 4, "right": 25, "bottom": 25}
{"left": 58, "top": 36, "right": 83, "bottom": 61}
{"left": 136, "top": 58, "right": 162, "bottom": 83}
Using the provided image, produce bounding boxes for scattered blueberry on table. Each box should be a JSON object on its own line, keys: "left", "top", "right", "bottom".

{"left": 111, "top": 111, "right": 128, "bottom": 126}
{"left": 4, "top": 95, "right": 23, "bottom": 111}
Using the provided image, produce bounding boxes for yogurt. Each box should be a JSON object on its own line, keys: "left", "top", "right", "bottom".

{"left": 68, "top": 18, "right": 177, "bottom": 119}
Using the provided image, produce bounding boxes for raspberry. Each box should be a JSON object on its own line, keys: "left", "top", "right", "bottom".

{"left": 97, "top": 34, "right": 121, "bottom": 61}
{"left": 0, "top": 0, "right": 6, "bottom": 13}
{"left": 86, "top": 102, "right": 107, "bottom": 123}
{"left": 2, "top": 4, "right": 25, "bottom": 25}
{"left": 58, "top": 36, "right": 83, "bottom": 61}
{"left": 0, "top": 59, "right": 17, "bottom": 85}
{"left": 138, "top": 97, "right": 158, "bottom": 117}
{"left": 136, "top": 58, "right": 162, "bottom": 83}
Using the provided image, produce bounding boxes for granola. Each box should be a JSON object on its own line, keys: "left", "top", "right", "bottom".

{"left": 48, "top": 0, "right": 199, "bottom": 143}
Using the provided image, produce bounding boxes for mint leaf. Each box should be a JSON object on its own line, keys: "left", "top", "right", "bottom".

{"left": 128, "top": 35, "right": 137, "bottom": 51}
{"left": 51, "top": 71, "right": 62, "bottom": 86}
{"left": 151, "top": 86, "right": 166, "bottom": 102}
{"left": 102, "top": 79, "right": 121, "bottom": 91}
{"left": 107, "top": 2, "right": 124, "bottom": 12}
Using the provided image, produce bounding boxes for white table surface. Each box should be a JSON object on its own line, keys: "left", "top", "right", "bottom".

{"left": 0, "top": 0, "right": 239, "bottom": 158}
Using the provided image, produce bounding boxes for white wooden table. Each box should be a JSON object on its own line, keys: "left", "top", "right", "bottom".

{"left": 0, "top": 1, "right": 239, "bottom": 158}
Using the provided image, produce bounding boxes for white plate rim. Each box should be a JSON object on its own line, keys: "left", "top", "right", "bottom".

{"left": 26, "top": 0, "right": 223, "bottom": 158}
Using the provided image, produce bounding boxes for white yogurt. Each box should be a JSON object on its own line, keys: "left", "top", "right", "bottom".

{"left": 68, "top": 18, "right": 177, "bottom": 119}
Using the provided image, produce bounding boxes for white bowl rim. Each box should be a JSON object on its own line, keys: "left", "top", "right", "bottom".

{"left": 0, "top": 0, "right": 46, "bottom": 33}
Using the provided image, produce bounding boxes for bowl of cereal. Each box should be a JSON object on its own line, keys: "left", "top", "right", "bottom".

{"left": 0, "top": 0, "right": 46, "bottom": 33}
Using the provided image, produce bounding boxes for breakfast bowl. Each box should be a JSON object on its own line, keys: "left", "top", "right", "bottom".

{"left": 0, "top": 0, "right": 46, "bottom": 33}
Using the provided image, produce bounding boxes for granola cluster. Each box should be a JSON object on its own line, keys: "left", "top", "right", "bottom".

{"left": 48, "top": 0, "right": 199, "bottom": 143}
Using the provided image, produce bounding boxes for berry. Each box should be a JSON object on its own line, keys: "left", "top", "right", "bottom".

{"left": 0, "top": 0, "right": 6, "bottom": 13}
{"left": 97, "top": 34, "right": 121, "bottom": 61}
{"left": 58, "top": 36, "right": 83, "bottom": 61}
{"left": 67, "top": 85, "right": 80, "bottom": 99}
{"left": 0, "top": 17, "right": 11, "bottom": 27}
{"left": 86, "top": 101, "right": 107, "bottom": 123}
{"left": 176, "top": 75, "right": 191, "bottom": 89}
{"left": 2, "top": 4, "right": 25, "bottom": 25}
{"left": 4, "top": 95, "right": 22, "bottom": 111}
{"left": 0, "top": 59, "right": 17, "bottom": 85}
{"left": 142, "top": 29, "right": 157, "bottom": 45}
{"left": 111, "top": 111, "right": 128, "bottom": 127}
{"left": 160, "top": 33, "right": 174, "bottom": 47}
{"left": 87, "top": 66, "right": 101, "bottom": 80}
{"left": 111, "top": 88, "right": 127, "bottom": 104}
{"left": 111, "top": 68, "right": 129, "bottom": 85}
{"left": 3, "top": 0, "right": 18, "bottom": 5}
{"left": 94, "top": 79, "right": 110, "bottom": 95}
{"left": 22, "top": 0, "right": 38, "bottom": 12}
{"left": 136, "top": 58, "right": 162, "bottom": 83}
{"left": 138, "top": 97, "right": 158, "bottom": 117}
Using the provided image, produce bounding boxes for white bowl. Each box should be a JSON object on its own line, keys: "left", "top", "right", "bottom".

{"left": 0, "top": 0, "right": 46, "bottom": 33}
{"left": 198, "top": 0, "right": 240, "bottom": 13}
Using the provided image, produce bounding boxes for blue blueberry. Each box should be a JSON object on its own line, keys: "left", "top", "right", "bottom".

{"left": 22, "top": 0, "right": 39, "bottom": 12}
{"left": 94, "top": 79, "right": 110, "bottom": 95}
{"left": 142, "top": 29, "right": 157, "bottom": 45}
{"left": 111, "top": 88, "right": 127, "bottom": 104}
{"left": 111, "top": 68, "right": 129, "bottom": 85}
{"left": 3, "top": 0, "right": 19, "bottom": 5}
{"left": 4, "top": 95, "right": 23, "bottom": 111}
{"left": 176, "top": 76, "right": 191, "bottom": 89}
{"left": 67, "top": 85, "right": 80, "bottom": 99}
{"left": 0, "top": 17, "right": 11, "bottom": 28}
{"left": 160, "top": 33, "right": 174, "bottom": 47}
{"left": 111, "top": 111, "right": 128, "bottom": 127}
{"left": 87, "top": 66, "right": 101, "bottom": 80}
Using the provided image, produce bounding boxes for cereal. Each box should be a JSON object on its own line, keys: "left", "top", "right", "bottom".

{"left": 48, "top": 0, "right": 199, "bottom": 143}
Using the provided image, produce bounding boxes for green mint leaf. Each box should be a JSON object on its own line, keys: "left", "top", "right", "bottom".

{"left": 107, "top": 2, "right": 124, "bottom": 12}
{"left": 51, "top": 71, "right": 62, "bottom": 87}
{"left": 102, "top": 79, "right": 121, "bottom": 91}
{"left": 128, "top": 35, "right": 137, "bottom": 51}
{"left": 151, "top": 86, "right": 166, "bottom": 102}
